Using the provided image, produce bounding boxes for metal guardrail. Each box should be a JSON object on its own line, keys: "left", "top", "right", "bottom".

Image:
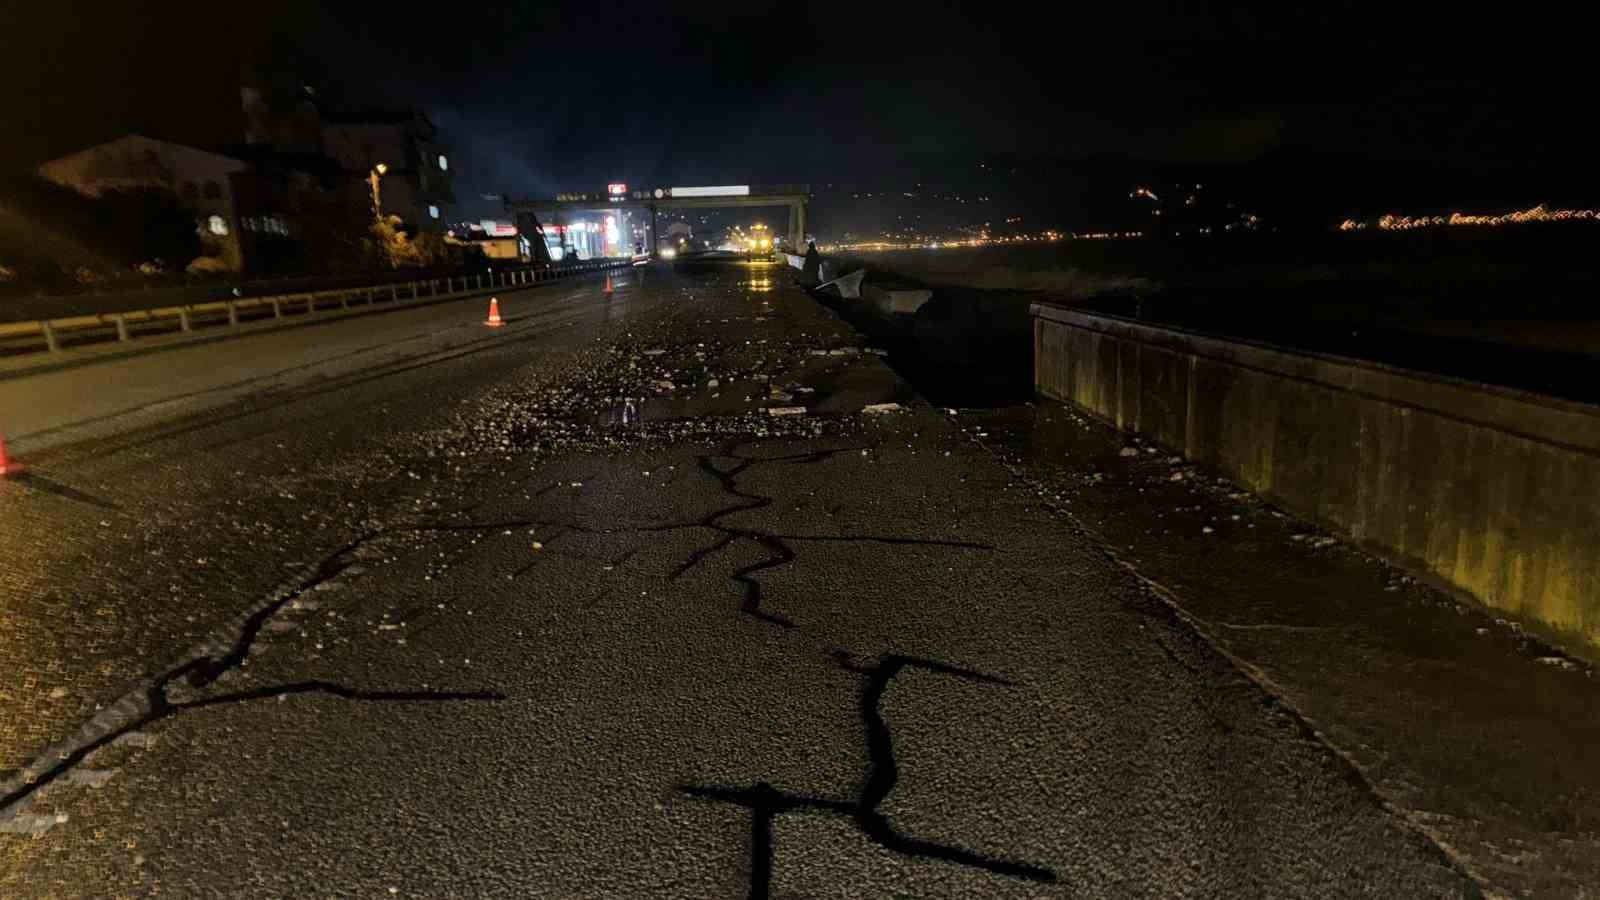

{"left": 0, "top": 260, "right": 633, "bottom": 360}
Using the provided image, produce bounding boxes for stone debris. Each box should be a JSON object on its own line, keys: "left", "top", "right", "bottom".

{"left": 766, "top": 406, "right": 807, "bottom": 416}
{"left": 1291, "top": 534, "right": 1339, "bottom": 549}
{"left": 1119, "top": 446, "right": 1140, "bottom": 457}
{"left": 0, "top": 813, "right": 68, "bottom": 835}
{"left": 861, "top": 403, "right": 905, "bottom": 415}
{"left": 60, "top": 768, "right": 115, "bottom": 789}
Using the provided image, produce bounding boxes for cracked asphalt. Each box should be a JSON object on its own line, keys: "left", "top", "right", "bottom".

{"left": 0, "top": 260, "right": 1483, "bottom": 896}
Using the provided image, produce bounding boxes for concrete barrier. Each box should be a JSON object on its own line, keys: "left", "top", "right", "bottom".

{"left": 861, "top": 282, "right": 932, "bottom": 316}
{"left": 1032, "top": 301, "right": 1600, "bottom": 651}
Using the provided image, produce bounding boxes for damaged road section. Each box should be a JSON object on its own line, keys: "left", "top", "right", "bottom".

{"left": 0, "top": 262, "right": 1486, "bottom": 897}
{"left": 683, "top": 652, "right": 1057, "bottom": 899}
{"left": 0, "top": 532, "right": 504, "bottom": 832}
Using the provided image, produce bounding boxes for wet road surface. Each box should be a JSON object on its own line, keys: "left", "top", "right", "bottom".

{"left": 0, "top": 262, "right": 1483, "bottom": 896}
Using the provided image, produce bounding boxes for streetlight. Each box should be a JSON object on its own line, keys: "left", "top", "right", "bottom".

{"left": 369, "top": 163, "right": 389, "bottom": 224}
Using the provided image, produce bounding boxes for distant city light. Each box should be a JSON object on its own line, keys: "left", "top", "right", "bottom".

{"left": 819, "top": 231, "right": 1095, "bottom": 253}
{"left": 1338, "top": 204, "right": 1600, "bottom": 231}
{"left": 607, "top": 183, "right": 627, "bottom": 196}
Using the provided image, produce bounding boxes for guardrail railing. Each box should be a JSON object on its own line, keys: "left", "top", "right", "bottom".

{"left": 0, "top": 260, "right": 633, "bottom": 360}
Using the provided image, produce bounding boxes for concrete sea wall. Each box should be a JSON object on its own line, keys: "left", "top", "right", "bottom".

{"left": 1032, "top": 302, "right": 1600, "bottom": 651}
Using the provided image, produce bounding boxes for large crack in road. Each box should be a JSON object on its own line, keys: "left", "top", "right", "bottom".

{"left": 682, "top": 652, "right": 1059, "bottom": 898}
{"left": 0, "top": 532, "right": 505, "bottom": 828}
{"left": 401, "top": 436, "right": 1054, "bottom": 895}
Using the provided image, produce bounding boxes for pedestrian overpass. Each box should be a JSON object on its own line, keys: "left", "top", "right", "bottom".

{"left": 505, "top": 184, "right": 809, "bottom": 261}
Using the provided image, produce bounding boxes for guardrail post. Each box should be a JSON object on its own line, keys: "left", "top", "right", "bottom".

{"left": 178, "top": 308, "right": 192, "bottom": 332}
{"left": 226, "top": 301, "right": 238, "bottom": 326}
{"left": 271, "top": 298, "right": 283, "bottom": 319}
{"left": 115, "top": 314, "right": 130, "bottom": 342}
{"left": 339, "top": 292, "right": 349, "bottom": 310}
{"left": 42, "top": 321, "right": 59, "bottom": 353}
{"left": 306, "top": 293, "right": 316, "bottom": 314}
{"left": 390, "top": 285, "right": 399, "bottom": 302}
{"left": 367, "top": 286, "right": 376, "bottom": 304}
{"left": 412, "top": 282, "right": 420, "bottom": 299}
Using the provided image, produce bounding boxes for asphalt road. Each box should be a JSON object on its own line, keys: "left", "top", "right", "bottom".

{"left": 0, "top": 261, "right": 1479, "bottom": 897}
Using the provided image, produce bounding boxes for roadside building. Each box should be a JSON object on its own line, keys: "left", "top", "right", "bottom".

{"left": 321, "top": 110, "right": 455, "bottom": 232}
{"left": 37, "top": 134, "right": 250, "bottom": 270}
{"left": 447, "top": 221, "right": 527, "bottom": 261}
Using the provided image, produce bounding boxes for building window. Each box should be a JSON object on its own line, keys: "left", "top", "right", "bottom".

{"left": 207, "top": 215, "right": 229, "bottom": 236}
{"left": 203, "top": 180, "right": 222, "bottom": 199}
{"left": 437, "top": 154, "right": 448, "bottom": 171}
{"left": 428, "top": 205, "right": 440, "bottom": 219}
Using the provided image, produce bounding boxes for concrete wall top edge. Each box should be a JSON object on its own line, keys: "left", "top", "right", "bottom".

{"left": 1030, "top": 301, "right": 1600, "bottom": 455}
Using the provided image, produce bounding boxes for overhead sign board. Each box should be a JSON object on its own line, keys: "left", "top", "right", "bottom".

{"left": 668, "top": 185, "right": 751, "bottom": 198}
{"left": 607, "top": 183, "right": 627, "bottom": 196}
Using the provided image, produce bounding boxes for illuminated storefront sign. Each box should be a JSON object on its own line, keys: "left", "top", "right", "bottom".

{"left": 668, "top": 185, "right": 750, "bottom": 197}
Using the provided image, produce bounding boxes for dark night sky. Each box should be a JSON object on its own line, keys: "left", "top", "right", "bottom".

{"left": 2, "top": 1, "right": 1593, "bottom": 220}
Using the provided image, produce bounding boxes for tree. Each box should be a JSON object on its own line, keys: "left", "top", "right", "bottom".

{"left": 367, "top": 216, "right": 421, "bottom": 268}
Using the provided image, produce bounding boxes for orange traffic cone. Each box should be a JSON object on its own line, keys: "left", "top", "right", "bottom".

{"left": 484, "top": 297, "right": 505, "bottom": 328}
{"left": 603, "top": 274, "right": 614, "bottom": 298}
{"left": 0, "top": 433, "right": 23, "bottom": 478}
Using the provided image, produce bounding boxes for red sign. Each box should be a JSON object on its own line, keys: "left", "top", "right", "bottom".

{"left": 607, "top": 183, "right": 627, "bottom": 196}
